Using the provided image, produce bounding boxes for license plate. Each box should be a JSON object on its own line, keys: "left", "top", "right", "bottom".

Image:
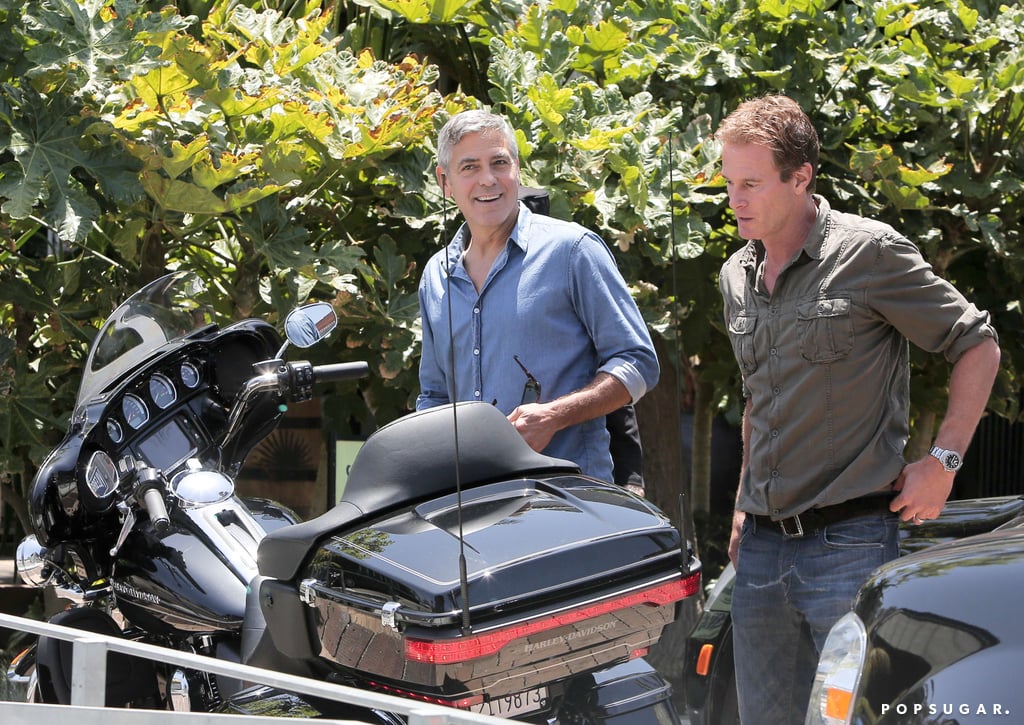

{"left": 471, "top": 686, "right": 549, "bottom": 719}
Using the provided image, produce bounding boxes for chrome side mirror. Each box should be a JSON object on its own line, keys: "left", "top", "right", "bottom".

{"left": 16, "top": 535, "right": 52, "bottom": 587}
{"left": 284, "top": 302, "right": 338, "bottom": 348}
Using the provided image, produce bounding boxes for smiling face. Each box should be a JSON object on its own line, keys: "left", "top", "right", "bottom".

{"left": 438, "top": 129, "right": 521, "bottom": 243}
{"left": 721, "top": 141, "right": 814, "bottom": 248}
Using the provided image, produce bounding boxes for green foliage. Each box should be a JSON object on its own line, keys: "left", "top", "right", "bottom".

{"left": 1, "top": 0, "right": 1022, "bottom": 535}
{"left": 0, "top": 0, "right": 448, "bottom": 534}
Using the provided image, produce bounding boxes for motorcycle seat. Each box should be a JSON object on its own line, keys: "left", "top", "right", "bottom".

{"left": 258, "top": 401, "right": 579, "bottom": 581}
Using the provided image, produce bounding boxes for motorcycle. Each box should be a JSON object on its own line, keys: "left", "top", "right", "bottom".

{"left": 9, "top": 271, "right": 701, "bottom": 723}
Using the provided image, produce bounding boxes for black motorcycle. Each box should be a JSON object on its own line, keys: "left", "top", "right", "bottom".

{"left": 10, "top": 272, "right": 701, "bottom": 723}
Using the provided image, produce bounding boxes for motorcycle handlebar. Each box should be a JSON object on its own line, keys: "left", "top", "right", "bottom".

{"left": 142, "top": 486, "right": 170, "bottom": 533}
{"left": 312, "top": 361, "right": 370, "bottom": 383}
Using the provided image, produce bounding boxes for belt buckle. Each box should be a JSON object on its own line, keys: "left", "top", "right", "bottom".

{"left": 779, "top": 514, "right": 804, "bottom": 538}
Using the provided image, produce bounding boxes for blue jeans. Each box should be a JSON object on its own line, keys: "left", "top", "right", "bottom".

{"left": 731, "top": 512, "right": 900, "bottom": 725}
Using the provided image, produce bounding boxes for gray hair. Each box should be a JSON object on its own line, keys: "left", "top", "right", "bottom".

{"left": 437, "top": 110, "right": 519, "bottom": 171}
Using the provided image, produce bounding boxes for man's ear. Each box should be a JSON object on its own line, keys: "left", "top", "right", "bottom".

{"left": 792, "top": 162, "right": 814, "bottom": 193}
{"left": 436, "top": 167, "right": 448, "bottom": 195}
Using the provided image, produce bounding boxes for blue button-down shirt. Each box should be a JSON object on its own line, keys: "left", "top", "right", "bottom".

{"left": 416, "top": 203, "right": 659, "bottom": 481}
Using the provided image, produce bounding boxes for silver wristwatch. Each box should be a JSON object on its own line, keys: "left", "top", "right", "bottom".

{"left": 929, "top": 445, "right": 963, "bottom": 472}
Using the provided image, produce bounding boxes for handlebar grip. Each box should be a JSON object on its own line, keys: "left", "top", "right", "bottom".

{"left": 142, "top": 487, "right": 170, "bottom": 533}
{"left": 313, "top": 361, "right": 370, "bottom": 383}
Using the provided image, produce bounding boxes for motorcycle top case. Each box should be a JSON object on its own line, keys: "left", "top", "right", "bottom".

{"left": 260, "top": 403, "right": 695, "bottom": 700}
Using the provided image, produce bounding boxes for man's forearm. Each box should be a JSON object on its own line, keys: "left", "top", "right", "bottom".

{"left": 545, "top": 372, "right": 632, "bottom": 429}
{"left": 933, "top": 336, "right": 1001, "bottom": 452}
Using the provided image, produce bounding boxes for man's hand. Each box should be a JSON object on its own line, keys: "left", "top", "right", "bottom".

{"left": 889, "top": 457, "right": 955, "bottom": 523}
{"left": 508, "top": 373, "right": 632, "bottom": 453}
{"left": 507, "top": 402, "right": 560, "bottom": 452}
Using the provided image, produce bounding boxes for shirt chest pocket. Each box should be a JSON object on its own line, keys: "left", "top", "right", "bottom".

{"left": 797, "top": 296, "right": 854, "bottom": 363}
{"left": 727, "top": 313, "right": 758, "bottom": 376}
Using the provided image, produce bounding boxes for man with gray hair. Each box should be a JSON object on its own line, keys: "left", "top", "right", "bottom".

{"left": 416, "top": 109, "right": 659, "bottom": 487}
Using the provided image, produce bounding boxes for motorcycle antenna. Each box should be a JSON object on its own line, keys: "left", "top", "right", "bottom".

{"left": 439, "top": 170, "right": 474, "bottom": 635}
{"left": 667, "top": 127, "right": 697, "bottom": 577}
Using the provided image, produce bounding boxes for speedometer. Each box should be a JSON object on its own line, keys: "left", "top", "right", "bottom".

{"left": 122, "top": 394, "right": 149, "bottom": 430}
{"left": 149, "top": 374, "right": 177, "bottom": 409}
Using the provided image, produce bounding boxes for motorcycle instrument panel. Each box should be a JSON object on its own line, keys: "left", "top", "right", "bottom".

{"left": 99, "top": 354, "right": 206, "bottom": 474}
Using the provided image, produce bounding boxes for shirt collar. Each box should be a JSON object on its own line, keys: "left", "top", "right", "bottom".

{"left": 446, "top": 201, "right": 530, "bottom": 269}
{"left": 510, "top": 200, "right": 532, "bottom": 253}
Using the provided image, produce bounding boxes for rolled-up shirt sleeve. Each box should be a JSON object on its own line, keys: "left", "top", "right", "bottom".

{"left": 868, "top": 233, "right": 998, "bottom": 361}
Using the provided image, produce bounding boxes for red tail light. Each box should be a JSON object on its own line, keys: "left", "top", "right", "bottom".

{"left": 404, "top": 571, "right": 700, "bottom": 664}
{"left": 365, "top": 678, "right": 483, "bottom": 710}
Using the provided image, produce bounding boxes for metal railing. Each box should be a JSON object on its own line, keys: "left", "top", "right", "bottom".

{"left": 0, "top": 611, "right": 509, "bottom": 725}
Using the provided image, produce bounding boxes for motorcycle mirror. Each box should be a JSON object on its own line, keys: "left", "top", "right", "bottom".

{"left": 16, "top": 535, "right": 53, "bottom": 587}
{"left": 284, "top": 303, "right": 338, "bottom": 348}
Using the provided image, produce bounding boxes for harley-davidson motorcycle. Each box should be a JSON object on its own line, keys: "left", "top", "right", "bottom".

{"left": 9, "top": 271, "right": 701, "bottom": 723}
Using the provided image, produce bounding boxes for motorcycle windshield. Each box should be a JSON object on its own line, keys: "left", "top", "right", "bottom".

{"left": 76, "top": 272, "right": 217, "bottom": 409}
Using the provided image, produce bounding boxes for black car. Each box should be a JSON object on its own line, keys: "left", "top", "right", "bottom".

{"left": 683, "top": 496, "right": 1024, "bottom": 724}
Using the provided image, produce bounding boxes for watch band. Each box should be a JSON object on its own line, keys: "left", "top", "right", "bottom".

{"left": 929, "top": 445, "right": 963, "bottom": 472}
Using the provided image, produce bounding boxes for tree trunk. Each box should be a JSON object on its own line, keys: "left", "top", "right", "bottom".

{"left": 690, "top": 376, "right": 715, "bottom": 514}
{"left": 908, "top": 409, "right": 937, "bottom": 462}
{"left": 636, "top": 338, "right": 703, "bottom": 704}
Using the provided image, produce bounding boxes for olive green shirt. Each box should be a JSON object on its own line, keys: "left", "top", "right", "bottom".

{"left": 720, "top": 196, "right": 997, "bottom": 519}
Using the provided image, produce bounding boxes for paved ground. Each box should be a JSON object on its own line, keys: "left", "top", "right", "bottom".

{"left": 0, "top": 557, "right": 14, "bottom": 585}
{"left": 0, "top": 558, "right": 14, "bottom": 584}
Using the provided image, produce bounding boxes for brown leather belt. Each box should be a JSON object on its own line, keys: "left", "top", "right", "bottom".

{"left": 751, "top": 495, "right": 894, "bottom": 538}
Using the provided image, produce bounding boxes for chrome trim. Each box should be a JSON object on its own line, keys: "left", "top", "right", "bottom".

{"left": 381, "top": 601, "right": 401, "bottom": 630}
{"left": 169, "top": 668, "right": 191, "bottom": 711}
{"left": 15, "top": 536, "right": 51, "bottom": 588}
{"left": 306, "top": 569, "right": 690, "bottom": 630}
{"left": 299, "top": 578, "right": 318, "bottom": 606}
{"left": 184, "top": 497, "right": 267, "bottom": 583}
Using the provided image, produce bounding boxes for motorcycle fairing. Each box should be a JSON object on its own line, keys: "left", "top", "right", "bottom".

{"left": 29, "top": 320, "right": 282, "bottom": 547}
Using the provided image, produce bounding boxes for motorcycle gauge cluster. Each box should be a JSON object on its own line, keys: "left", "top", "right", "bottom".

{"left": 103, "top": 360, "right": 204, "bottom": 448}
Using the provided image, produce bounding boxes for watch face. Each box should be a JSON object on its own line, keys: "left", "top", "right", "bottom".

{"left": 945, "top": 452, "right": 963, "bottom": 470}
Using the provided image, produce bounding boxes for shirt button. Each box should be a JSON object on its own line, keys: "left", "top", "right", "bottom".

{"left": 770, "top": 347, "right": 778, "bottom": 356}
{"left": 474, "top": 390, "right": 481, "bottom": 398}
{"left": 473, "top": 307, "right": 480, "bottom": 314}
{"left": 773, "top": 386, "right": 781, "bottom": 395}
{"left": 473, "top": 348, "right": 480, "bottom": 356}
{"left": 771, "top": 429, "right": 780, "bottom": 438}
{"left": 771, "top": 470, "right": 780, "bottom": 478}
